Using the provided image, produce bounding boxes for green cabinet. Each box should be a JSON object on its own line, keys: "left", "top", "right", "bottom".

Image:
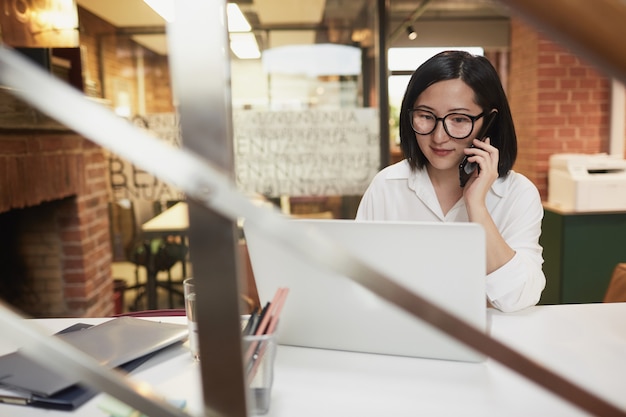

{"left": 539, "top": 205, "right": 626, "bottom": 304}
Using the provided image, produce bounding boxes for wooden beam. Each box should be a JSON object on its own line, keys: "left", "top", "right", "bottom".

{"left": 501, "top": 0, "right": 626, "bottom": 83}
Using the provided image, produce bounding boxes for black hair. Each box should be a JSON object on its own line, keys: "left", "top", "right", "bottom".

{"left": 399, "top": 50, "right": 517, "bottom": 177}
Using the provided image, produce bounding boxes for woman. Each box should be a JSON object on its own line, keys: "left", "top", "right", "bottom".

{"left": 356, "top": 50, "right": 545, "bottom": 312}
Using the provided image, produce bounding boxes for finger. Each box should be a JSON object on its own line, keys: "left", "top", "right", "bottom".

{"left": 473, "top": 137, "right": 492, "bottom": 149}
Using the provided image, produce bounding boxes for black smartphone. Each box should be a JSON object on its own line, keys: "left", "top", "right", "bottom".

{"left": 459, "top": 110, "right": 498, "bottom": 187}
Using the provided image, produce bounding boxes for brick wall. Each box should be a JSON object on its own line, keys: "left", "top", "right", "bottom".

{"left": 142, "top": 52, "right": 174, "bottom": 113}
{"left": 15, "top": 202, "right": 65, "bottom": 317}
{"left": 509, "top": 18, "right": 611, "bottom": 199}
{"left": 0, "top": 8, "right": 174, "bottom": 318}
{"left": 0, "top": 130, "right": 113, "bottom": 317}
{"left": 78, "top": 7, "right": 174, "bottom": 114}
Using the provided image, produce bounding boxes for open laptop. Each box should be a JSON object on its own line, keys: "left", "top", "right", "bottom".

{"left": 243, "top": 219, "right": 487, "bottom": 362}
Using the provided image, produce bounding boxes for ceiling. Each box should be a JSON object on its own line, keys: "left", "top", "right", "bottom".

{"left": 75, "top": 0, "right": 510, "bottom": 56}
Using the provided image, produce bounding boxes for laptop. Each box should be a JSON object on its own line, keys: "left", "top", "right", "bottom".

{"left": 0, "top": 317, "right": 188, "bottom": 398}
{"left": 243, "top": 219, "right": 487, "bottom": 362}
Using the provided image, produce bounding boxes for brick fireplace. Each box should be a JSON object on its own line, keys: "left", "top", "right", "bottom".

{"left": 0, "top": 92, "right": 115, "bottom": 318}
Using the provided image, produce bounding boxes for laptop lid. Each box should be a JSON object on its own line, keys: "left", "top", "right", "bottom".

{"left": 0, "top": 317, "right": 187, "bottom": 397}
{"left": 243, "top": 219, "right": 487, "bottom": 362}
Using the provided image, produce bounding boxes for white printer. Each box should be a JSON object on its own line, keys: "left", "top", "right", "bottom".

{"left": 548, "top": 153, "right": 626, "bottom": 212}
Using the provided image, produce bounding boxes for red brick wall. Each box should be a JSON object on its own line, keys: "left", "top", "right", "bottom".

{"left": 143, "top": 53, "right": 174, "bottom": 113}
{"left": 509, "top": 18, "right": 611, "bottom": 199}
{"left": 0, "top": 131, "right": 113, "bottom": 317}
{"left": 0, "top": 8, "right": 174, "bottom": 318}
{"left": 509, "top": 20, "right": 539, "bottom": 186}
{"left": 78, "top": 7, "right": 174, "bottom": 114}
{"left": 0, "top": 133, "right": 85, "bottom": 211}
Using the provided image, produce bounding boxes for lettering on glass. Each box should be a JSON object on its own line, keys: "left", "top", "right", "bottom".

{"left": 109, "top": 109, "right": 380, "bottom": 201}
{"left": 234, "top": 109, "right": 380, "bottom": 197}
{"left": 109, "top": 114, "right": 185, "bottom": 202}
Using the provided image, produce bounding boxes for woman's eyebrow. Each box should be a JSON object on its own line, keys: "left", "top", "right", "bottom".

{"left": 413, "top": 105, "right": 472, "bottom": 113}
{"left": 413, "top": 104, "right": 434, "bottom": 111}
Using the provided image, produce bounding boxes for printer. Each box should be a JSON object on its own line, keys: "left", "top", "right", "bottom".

{"left": 548, "top": 153, "right": 626, "bottom": 212}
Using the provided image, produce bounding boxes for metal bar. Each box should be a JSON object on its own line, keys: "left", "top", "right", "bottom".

{"left": 376, "top": 0, "right": 391, "bottom": 169}
{"left": 167, "top": 0, "right": 248, "bottom": 415}
{"left": 146, "top": 251, "right": 158, "bottom": 310}
{"left": 500, "top": 0, "right": 626, "bottom": 84}
{"left": 0, "top": 44, "right": 624, "bottom": 417}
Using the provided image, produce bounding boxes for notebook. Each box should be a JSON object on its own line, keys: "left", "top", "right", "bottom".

{"left": 243, "top": 219, "right": 487, "bottom": 362}
{"left": 0, "top": 317, "right": 188, "bottom": 398}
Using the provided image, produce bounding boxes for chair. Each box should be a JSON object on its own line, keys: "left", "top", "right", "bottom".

{"left": 109, "top": 200, "right": 139, "bottom": 263}
{"left": 109, "top": 200, "right": 188, "bottom": 312}
{"left": 109, "top": 200, "right": 143, "bottom": 313}
{"left": 131, "top": 236, "right": 188, "bottom": 310}
{"left": 288, "top": 196, "right": 342, "bottom": 218}
{"left": 149, "top": 200, "right": 190, "bottom": 309}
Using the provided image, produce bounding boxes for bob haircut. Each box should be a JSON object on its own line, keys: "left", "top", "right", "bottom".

{"left": 399, "top": 50, "right": 517, "bottom": 177}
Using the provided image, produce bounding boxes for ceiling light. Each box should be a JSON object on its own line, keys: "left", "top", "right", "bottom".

{"left": 143, "top": 1, "right": 257, "bottom": 57}
{"left": 229, "top": 33, "right": 261, "bottom": 59}
{"left": 406, "top": 26, "right": 417, "bottom": 41}
{"left": 144, "top": 1, "right": 251, "bottom": 34}
{"left": 227, "top": 3, "right": 251, "bottom": 32}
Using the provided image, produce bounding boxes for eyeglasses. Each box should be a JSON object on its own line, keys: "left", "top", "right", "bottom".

{"left": 409, "top": 109, "right": 485, "bottom": 139}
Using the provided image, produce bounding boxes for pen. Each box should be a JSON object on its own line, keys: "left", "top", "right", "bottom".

{"left": 264, "top": 288, "right": 289, "bottom": 336}
{"left": 242, "top": 310, "right": 259, "bottom": 336}
{"left": 244, "top": 293, "right": 280, "bottom": 366}
{"left": 246, "top": 288, "right": 289, "bottom": 380}
{"left": 0, "top": 395, "right": 31, "bottom": 405}
{"left": 255, "top": 302, "right": 271, "bottom": 335}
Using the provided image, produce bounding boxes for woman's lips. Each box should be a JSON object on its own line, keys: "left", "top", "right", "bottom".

{"left": 431, "top": 147, "right": 454, "bottom": 157}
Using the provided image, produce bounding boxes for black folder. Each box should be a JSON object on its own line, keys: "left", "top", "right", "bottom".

{"left": 17, "top": 352, "right": 155, "bottom": 411}
{"left": 0, "top": 318, "right": 187, "bottom": 410}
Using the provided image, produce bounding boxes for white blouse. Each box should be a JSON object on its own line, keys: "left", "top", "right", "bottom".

{"left": 355, "top": 159, "right": 546, "bottom": 312}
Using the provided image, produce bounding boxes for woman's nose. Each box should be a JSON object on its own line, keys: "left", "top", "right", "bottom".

{"left": 432, "top": 121, "right": 450, "bottom": 143}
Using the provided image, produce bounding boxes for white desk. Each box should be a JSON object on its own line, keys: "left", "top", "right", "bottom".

{"left": 140, "top": 198, "right": 266, "bottom": 237}
{"left": 2, "top": 303, "right": 625, "bottom": 416}
{"left": 142, "top": 202, "right": 189, "bottom": 238}
{"left": 270, "top": 303, "right": 626, "bottom": 417}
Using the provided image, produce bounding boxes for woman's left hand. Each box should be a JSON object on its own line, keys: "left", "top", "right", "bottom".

{"left": 462, "top": 137, "right": 499, "bottom": 204}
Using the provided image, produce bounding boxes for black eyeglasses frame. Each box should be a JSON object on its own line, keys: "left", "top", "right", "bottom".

{"left": 408, "top": 109, "right": 485, "bottom": 140}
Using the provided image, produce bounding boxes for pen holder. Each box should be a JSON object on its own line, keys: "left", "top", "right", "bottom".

{"left": 243, "top": 332, "right": 277, "bottom": 415}
{"left": 183, "top": 277, "right": 199, "bottom": 361}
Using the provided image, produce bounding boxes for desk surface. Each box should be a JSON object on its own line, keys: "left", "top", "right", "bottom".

{"left": 141, "top": 196, "right": 270, "bottom": 235}
{"left": 2, "top": 303, "right": 625, "bottom": 416}
{"left": 142, "top": 202, "right": 189, "bottom": 234}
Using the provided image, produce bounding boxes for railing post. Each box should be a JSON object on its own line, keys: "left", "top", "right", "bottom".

{"left": 168, "top": 1, "right": 248, "bottom": 416}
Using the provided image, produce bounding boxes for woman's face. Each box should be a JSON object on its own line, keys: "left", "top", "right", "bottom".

{"left": 412, "top": 78, "right": 484, "bottom": 173}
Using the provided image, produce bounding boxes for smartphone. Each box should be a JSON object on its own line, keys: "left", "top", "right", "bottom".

{"left": 459, "top": 110, "right": 498, "bottom": 187}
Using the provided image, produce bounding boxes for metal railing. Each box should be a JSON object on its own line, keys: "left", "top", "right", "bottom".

{"left": 1, "top": 0, "right": 626, "bottom": 416}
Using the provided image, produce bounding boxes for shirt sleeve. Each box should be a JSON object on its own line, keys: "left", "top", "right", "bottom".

{"left": 486, "top": 176, "right": 547, "bottom": 312}
{"left": 355, "top": 188, "right": 371, "bottom": 220}
{"left": 355, "top": 171, "right": 385, "bottom": 220}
